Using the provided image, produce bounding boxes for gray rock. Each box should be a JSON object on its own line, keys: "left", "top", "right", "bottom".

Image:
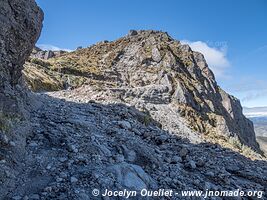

{"left": 107, "top": 163, "right": 157, "bottom": 190}
{"left": 68, "top": 144, "right": 79, "bottom": 153}
{"left": 152, "top": 47, "right": 162, "bottom": 62}
{"left": 77, "top": 193, "right": 90, "bottom": 200}
{"left": 179, "top": 147, "right": 189, "bottom": 157}
{"left": 44, "top": 50, "right": 54, "bottom": 60}
{"left": 29, "top": 194, "right": 39, "bottom": 200}
{"left": 172, "top": 156, "right": 182, "bottom": 164}
{"left": 114, "top": 154, "right": 125, "bottom": 162}
{"left": 29, "top": 142, "right": 38, "bottom": 147}
{"left": 205, "top": 171, "right": 215, "bottom": 177}
{"left": 196, "top": 159, "right": 205, "bottom": 167}
{"left": 118, "top": 120, "right": 132, "bottom": 130}
{"left": 70, "top": 176, "right": 78, "bottom": 183}
{"left": 12, "top": 196, "right": 22, "bottom": 200}
{"left": 9, "top": 141, "right": 16, "bottom": 147}
{"left": 128, "top": 30, "right": 138, "bottom": 36}
{"left": 0, "top": 133, "right": 9, "bottom": 145}
{"left": 186, "top": 160, "right": 196, "bottom": 169}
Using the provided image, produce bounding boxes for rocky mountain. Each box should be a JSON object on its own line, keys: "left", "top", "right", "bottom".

{"left": 0, "top": 1, "right": 266, "bottom": 199}
{"left": 244, "top": 107, "right": 267, "bottom": 138}
{"left": 24, "top": 30, "right": 259, "bottom": 153}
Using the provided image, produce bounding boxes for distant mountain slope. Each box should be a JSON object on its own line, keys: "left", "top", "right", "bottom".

{"left": 243, "top": 107, "right": 267, "bottom": 154}
{"left": 243, "top": 107, "right": 267, "bottom": 118}
{"left": 243, "top": 106, "right": 267, "bottom": 137}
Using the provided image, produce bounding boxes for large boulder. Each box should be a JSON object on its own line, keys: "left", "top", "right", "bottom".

{"left": 23, "top": 30, "right": 260, "bottom": 152}
{"left": 0, "top": 0, "right": 43, "bottom": 114}
{"left": 107, "top": 163, "right": 157, "bottom": 191}
{"left": 0, "top": 0, "right": 43, "bottom": 143}
{"left": 0, "top": 0, "right": 43, "bottom": 86}
{"left": 0, "top": 0, "right": 43, "bottom": 195}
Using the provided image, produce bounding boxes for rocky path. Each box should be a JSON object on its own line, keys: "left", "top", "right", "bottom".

{"left": 6, "top": 92, "right": 266, "bottom": 199}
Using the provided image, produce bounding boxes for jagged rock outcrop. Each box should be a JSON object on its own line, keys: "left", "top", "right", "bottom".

{"left": 24, "top": 30, "right": 259, "bottom": 153}
{"left": 30, "top": 46, "right": 66, "bottom": 60}
{"left": 0, "top": 0, "right": 43, "bottom": 197}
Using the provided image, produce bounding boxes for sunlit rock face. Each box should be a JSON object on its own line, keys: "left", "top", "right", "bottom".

{"left": 24, "top": 30, "right": 259, "bottom": 151}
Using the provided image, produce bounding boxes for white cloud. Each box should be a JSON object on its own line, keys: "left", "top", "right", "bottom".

{"left": 37, "top": 44, "right": 72, "bottom": 52}
{"left": 181, "top": 40, "right": 230, "bottom": 78}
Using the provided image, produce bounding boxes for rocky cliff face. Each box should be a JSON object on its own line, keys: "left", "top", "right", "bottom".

{"left": 0, "top": 0, "right": 43, "bottom": 196}
{"left": 0, "top": 0, "right": 43, "bottom": 128}
{"left": 24, "top": 30, "right": 259, "bottom": 153}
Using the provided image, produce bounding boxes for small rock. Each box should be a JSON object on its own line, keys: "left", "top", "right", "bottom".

{"left": 128, "top": 30, "right": 138, "bottom": 36}
{"left": 29, "top": 194, "right": 39, "bottom": 200}
{"left": 56, "top": 177, "right": 63, "bottom": 182}
{"left": 23, "top": 195, "right": 29, "bottom": 200}
{"left": 185, "top": 160, "right": 196, "bottom": 169}
{"left": 70, "top": 176, "right": 78, "bottom": 183}
{"left": 12, "top": 196, "right": 22, "bottom": 200}
{"left": 0, "top": 134, "right": 9, "bottom": 145}
{"left": 46, "top": 164, "right": 52, "bottom": 170}
{"left": 205, "top": 171, "right": 215, "bottom": 177}
{"left": 87, "top": 99, "right": 96, "bottom": 103}
{"left": 77, "top": 155, "right": 88, "bottom": 163}
{"left": 226, "top": 165, "right": 239, "bottom": 173}
{"left": 118, "top": 121, "right": 132, "bottom": 130}
{"left": 152, "top": 47, "right": 162, "bottom": 62}
{"left": 164, "top": 157, "right": 172, "bottom": 163}
{"left": 69, "top": 144, "right": 79, "bottom": 153}
{"left": 157, "top": 135, "right": 168, "bottom": 144}
{"left": 115, "top": 155, "right": 125, "bottom": 162}
{"left": 59, "top": 172, "right": 68, "bottom": 178}
{"left": 29, "top": 142, "right": 38, "bottom": 147}
{"left": 0, "top": 159, "right": 6, "bottom": 164}
{"left": 196, "top": 159, "right": 205, "bottom": 167}
{"left": 193, "top": 179, "right": 200, "bottom": 185}
{"left": 9, "top": 141, "right": 16, "bottom": 147}
{"left": 179, "top": 147, "right": 189, "bottom": 157}
{"left": 59, "top": 157, "right": 68, "bottom": 162}
{"left": 126, "top": 150, "right": 136, "bottom": 162}
{"left": 171, "top": 156, "right": 182, "bottom": 164}
{"left": 77, "top": 193, "right": 90, "bottom": 200}
{"left": 143, "top": 132, "right": 150, "bottom": 138}
{"left": 132, "top": 128, "right": 142, "bottom": 136}
{"left": 204, "top": 182, "right": 212, "bottom": 190}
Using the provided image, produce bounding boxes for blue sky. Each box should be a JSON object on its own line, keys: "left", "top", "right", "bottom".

{"left": 36, "top": 0, "right": 267, "bottom": 107}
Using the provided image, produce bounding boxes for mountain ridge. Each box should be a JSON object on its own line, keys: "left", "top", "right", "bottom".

{"left": 23, "top": 30, "right": 260, "bottom": 153}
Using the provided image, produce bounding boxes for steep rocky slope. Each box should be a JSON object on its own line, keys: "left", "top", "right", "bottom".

{"left": 24, "top": 30, "right": 259, "bottom": 154}
{"left": 7, "top": 92, "right": 266, "bottom": 199}
{"left": 0, "top": 0, "right": 43, "bottom": 134}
